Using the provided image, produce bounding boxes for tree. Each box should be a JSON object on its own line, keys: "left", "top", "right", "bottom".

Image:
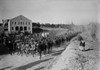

{"left": 32, "top": 22, "right": 40, "bottom": 27}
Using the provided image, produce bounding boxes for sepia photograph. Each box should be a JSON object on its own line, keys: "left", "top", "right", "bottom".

{"left": 0, "top": 0, "right": 100, "bottom": 70}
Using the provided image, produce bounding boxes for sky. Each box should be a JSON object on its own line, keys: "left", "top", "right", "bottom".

{"left": 0, "top": 0, "right": 100, "bottom": 24}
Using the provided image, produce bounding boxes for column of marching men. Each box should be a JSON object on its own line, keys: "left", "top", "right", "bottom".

{"left": 2, "top": 31, "right": 80, "bottom": 60}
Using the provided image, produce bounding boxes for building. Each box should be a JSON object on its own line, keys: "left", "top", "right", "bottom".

{"left": 2, "top": 19, "right": 10, "bottom": 32}
{"left": 0, "top": 19, "right": 10, "bottom": 35}
{"left": 10, "top": 15, "right": 32, "bottom": 33}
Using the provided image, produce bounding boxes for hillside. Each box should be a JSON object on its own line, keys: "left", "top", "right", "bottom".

{"left": 44, "top": 23, "right": 100, "bottom": 70}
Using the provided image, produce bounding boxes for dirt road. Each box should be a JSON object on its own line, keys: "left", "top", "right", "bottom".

{"left": 0, "top": 42, "right": 69, "bottom": 70}
{"left": 45, "top": 39, "right": 100, "bottom": 70}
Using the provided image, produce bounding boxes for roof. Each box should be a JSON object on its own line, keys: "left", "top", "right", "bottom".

{"left": 10, "top": 15, "right": 32, "bottom": 21}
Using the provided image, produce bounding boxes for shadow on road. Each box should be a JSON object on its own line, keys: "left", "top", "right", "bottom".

{"left": 34, "top": 67, "right": 44, "bottom": 70}
{"left": 51, "top": 49, "right": 64, "bottom": 56}
{"left": 12, "top": 58, "right": 52, "bottom": 70}
{"left": 0, "top": 44, "right": 9, "bottom": 55}
{"left": 0, "top": 66, "right": 12, "bottom": 70}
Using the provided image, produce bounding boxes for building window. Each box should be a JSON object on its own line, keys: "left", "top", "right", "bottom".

{"left": 15, "top": 22, "right": 16, "bottom": 25}
{"left": 12, "top": 22, "right": 13, "bottom": 25}
{"left": 4, "top": 29, "right": 8, "bottom": 31}
{"left": 21, "top": 22, "right": 22, "bottom": 25}
{"left": 12, "top": 27, "right": 14, "bottom": 30}
{"left": 20, "top": 26, "right": 23, "bottom": 31}
{"left": 15, "top": 26, "right": 19, "bottom": 31}
{"left": 24, "top": 27, "right": 27, "bottom": 31}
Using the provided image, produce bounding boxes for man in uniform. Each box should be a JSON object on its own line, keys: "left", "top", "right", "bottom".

{"left": 80, "top": 40, "right": 85, "bottom": 51}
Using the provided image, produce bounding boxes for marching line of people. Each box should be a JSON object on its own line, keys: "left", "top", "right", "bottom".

{"left": 0, "top": 31, "right": 80, "bottom": 60}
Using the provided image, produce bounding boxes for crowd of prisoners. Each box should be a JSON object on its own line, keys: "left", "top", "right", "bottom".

{"left": 0, "top": 31, "right": 80, "bottom": 59}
